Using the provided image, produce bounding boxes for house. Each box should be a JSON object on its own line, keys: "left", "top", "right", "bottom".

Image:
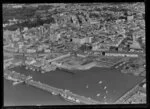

{"left": 130, "top": 41, "right": 141, "bottom": 50}
{"left": 44, "top": 49, "right": 51, "bottom": 53}
{"left": 127, "top": 15, "right": 134, "bottom": 21}
{"left": 26, "top": 49, "right": 36, "bottom": 53}
{"left": 72, "top": 37, "right": 93, "bottom": 45}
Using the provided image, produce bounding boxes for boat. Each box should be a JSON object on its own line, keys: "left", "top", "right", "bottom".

{"left": 13, "top": 81, "right": 23, "bottom": 86}
{"left": 75, "top": 99, "right": 80, "bottom": 103}
{"left": 62, "top": 95, "right": 79, "bottom": 104}
{"left": 60, "top": 93, "right": 67, "bottom": 98}
{"left": 96, "top": 93, "right": 100, "bottom": 97}
{"left": 52, "top": 91, "right": 58, "bottom": 95}
{"left": 27, "top": 76, "right": 32, "bottom": 80}
{"left": 104, "top": 86, "right": 107, "bottom": 89}
{"left": 86, "top": 85, "right": 89, "bottom": 88}
{"left": 64, "top": 89, "right": 70, "bottom": 92}
{"left": 98, "top": 81, "right": 102, "bottom": 84}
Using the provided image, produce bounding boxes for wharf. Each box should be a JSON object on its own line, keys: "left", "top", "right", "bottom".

{"left": 4, "top": 70, "right": 32, "bottom": 83}
{"left": 25, "top": 79, "right": 101, "bottom": 104}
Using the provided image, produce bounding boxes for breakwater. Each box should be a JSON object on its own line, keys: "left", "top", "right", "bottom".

{"left": 25, "top": 79, "right": 101, "bottom": 104}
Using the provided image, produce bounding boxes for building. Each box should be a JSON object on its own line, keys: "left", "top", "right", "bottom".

{"left": 26, "top": 49, "right": 36, "bottom": 53}
{"left": 105, "top": 53, "right": 138, "bottom": 57}
{"left": 92, "top": 43, "right": 109, "bottom": 51}
{"left": 44, "top": 49, "right": 51, "bottom": 53}
{"left": 130, "top": 41, "right": 141, "bottom": 50}
{"left": 72, "top": 37, "right": 93, "bottom": 45}
{"left": 127, "top": 15, "right": 134, "bottom": 21}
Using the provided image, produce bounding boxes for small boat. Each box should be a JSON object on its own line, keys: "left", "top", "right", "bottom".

{"left": 106, "top": 90, "right": 108, "bottom": 94}
{"left": 86, "top": 85, "right": 89, "bottom": 88}
{"left": 104, "top": 102, "right": 108, "bottom": 104}
{"left": 104, "top": 86, "right": 107, "bottom": 89}
{"left": 104, "top": 96, "right": 106, "bottom": 99}
{"left": 52, "top": 92, "right": 57, "bottom": 95}
{"left": 13, "top": 81, "right": 23, "bottom": 86}
{"left": 75, "top": 99, "right": 80, "bottom": 103}
{"left": 96, "top": 93, "right": 100, "bottom": 97}
{"left": 27, "top": 76, "right": 32, "bottom": 80}
{"left": 98, "top": 81, "right": 102, "bottom": 84}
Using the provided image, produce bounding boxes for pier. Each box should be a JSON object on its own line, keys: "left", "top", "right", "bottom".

{"left": 25, "top": 79, "right": 101, "bottom": 104}
{"left": 4, "top": 70, "right": 32, "bottom": 85}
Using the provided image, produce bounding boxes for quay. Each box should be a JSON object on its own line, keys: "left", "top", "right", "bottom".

{"left": 25, "top": 79, "right": 102, "bottom": 104}
{"left": 4, "top": 70, "right": 32, "bottom": 85}
{"left": 115, "top": 79, "right": 145, "bottom": 104}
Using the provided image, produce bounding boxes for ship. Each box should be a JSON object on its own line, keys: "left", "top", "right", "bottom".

{"left": 13, "top": 81, "right": 23, "bottom": 86}
{"left": 51, "top": 91, "right": 58, "bottom": 95}
{"left": 98, "top": 81, "right": 102, "bottom": 84}
{"left": 104, "top": 86, "right": 107, "bottom": 90}
{"left": 96, "top": 93, "right": 100, "bottom": 97}
{"left": 60, "top": 93, "right": 81, "bottom": 104}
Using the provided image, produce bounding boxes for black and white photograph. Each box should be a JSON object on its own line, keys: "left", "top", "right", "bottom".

{"left": 3, "top": 2, "right": 146, "bottom": 106}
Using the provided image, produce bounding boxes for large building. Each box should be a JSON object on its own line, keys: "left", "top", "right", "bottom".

{"left": 72, "top": 37, "right": 92, "bottom": 45}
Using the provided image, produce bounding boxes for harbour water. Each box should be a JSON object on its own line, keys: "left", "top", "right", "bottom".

{"left": 4, "top": 66, "right": 144, "bottom": 105}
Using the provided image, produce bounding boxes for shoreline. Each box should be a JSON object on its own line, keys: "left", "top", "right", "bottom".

{"left": 57, "top": 61, "right": 112, "bottom": 71}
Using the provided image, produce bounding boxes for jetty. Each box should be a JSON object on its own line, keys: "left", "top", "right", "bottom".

{"left": 25, "top": 79, "right": 102, "bottom": 104}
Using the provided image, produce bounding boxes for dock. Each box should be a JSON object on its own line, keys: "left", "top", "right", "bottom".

{"left": 25, "top": 79, "right": 102, "bottom": 104}
{"left": 4, "top": 70, "right": 32, "bottom": 85}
